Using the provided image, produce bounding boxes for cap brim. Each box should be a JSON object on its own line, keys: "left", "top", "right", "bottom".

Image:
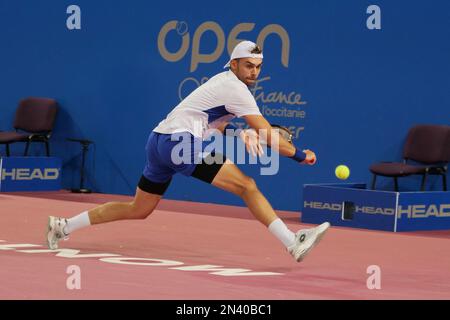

{"left": 223, "top": 61, "right": 231, "bottom": 69}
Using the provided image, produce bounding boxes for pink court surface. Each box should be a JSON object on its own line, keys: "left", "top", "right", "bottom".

{"left": 1, "top": 191, "right": 449, "bottom": 300}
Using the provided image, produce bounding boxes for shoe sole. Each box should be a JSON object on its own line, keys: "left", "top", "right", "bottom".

{"left": 46, "top": 216, "right": 57, "bottom": 250}
{"left": 297, "top": 222, "right": 330, "bottom": 262}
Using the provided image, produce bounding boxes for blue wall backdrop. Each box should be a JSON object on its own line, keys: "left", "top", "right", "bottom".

{"left": 0, "top": 0, "right": 449, "bottom": 211}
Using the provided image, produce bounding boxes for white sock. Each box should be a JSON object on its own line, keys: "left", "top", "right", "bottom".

{"left": 268, "top": 218, "right": 296, "bottom": 248}
{"left": 64, "top": 211, "right": 91, "bottom": 235}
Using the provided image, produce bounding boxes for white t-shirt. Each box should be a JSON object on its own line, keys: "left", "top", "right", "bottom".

{"left": 153, "top": 71, "right": 262, "bottom": 138}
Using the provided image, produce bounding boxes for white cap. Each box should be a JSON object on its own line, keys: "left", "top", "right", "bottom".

{"left": 223, "top": 40, "right": 263, "bottom": 68}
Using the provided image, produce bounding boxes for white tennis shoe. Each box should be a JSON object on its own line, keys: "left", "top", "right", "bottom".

{"left": 46, "top": 216, "right": 69, "bottom": 250}
{"left": 288, "top": 222, "right": 330, "bottom": 262}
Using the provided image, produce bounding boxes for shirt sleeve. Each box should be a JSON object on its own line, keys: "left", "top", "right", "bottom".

{"left": 224, "top": 85, "right": 262, "bottom": 118}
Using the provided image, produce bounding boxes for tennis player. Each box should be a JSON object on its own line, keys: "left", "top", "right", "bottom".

{"left": 47, "top": 40, "right": 330, "bottom": 262}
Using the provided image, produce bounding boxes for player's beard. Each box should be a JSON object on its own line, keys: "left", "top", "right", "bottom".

{"left": 234, "top": 65, "right": 257, "bottom": 87}
{"left": 245, "top": 77, "right": 257, "bottom": 87}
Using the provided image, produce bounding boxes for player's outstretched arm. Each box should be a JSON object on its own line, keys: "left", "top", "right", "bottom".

{"left": 243, "top": 114, "right": 317, "bottom": 165}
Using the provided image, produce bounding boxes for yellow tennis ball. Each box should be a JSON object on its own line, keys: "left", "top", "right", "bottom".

{"left": 335, "top": 165, "right": 350, "bottom": 180}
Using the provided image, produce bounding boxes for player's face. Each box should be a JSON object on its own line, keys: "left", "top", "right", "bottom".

{"left": 231, "top": 58, "right": 263, "bottom": 86}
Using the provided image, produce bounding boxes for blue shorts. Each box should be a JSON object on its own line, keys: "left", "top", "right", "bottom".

{"left": 140, "top": 131, "right": 227, "bottom": 195}
{"left": 142, "top": 131, "right": 203, "bottom": 183}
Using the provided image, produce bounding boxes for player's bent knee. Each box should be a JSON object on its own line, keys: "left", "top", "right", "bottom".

{"left": 239, "top": 176, "right": 258, "bottom": 196}
{"left": 129, "top": 202, "right": 154, "bottom": 220}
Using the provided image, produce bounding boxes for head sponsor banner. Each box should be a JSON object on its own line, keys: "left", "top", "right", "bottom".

{"left": 302, "top": 183, "right": 397, "bottom": 231}
{"left": 0, "top": 157, "right": 62, "bottom": 192}
{"left": 396, "top": 192, "right": 450, "bottom": 231}
{"left": 302, "top": 183, "right": 450, "bottom": 232}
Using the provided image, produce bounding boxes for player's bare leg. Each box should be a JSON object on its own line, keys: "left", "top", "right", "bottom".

{"left": 211, "top": 158, "right": 329, "bottom": 262}
{"left": 211, "top": 159, "right": 277, "bottom": 226}
{"left": 89, "top": 187, "right": 162, "bottom": 224}
{"left": 46, "top": 187, "right": 162, "bottom": 249}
